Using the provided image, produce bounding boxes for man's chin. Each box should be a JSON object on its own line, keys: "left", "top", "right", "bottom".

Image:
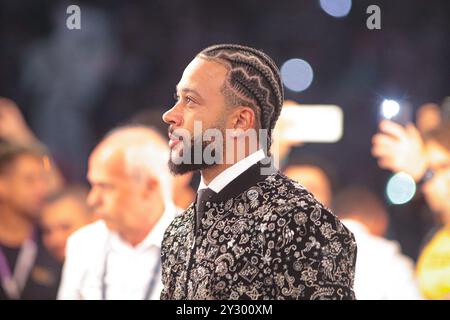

{"left": 168, "top": 137, "right": 222, "bottom": 175}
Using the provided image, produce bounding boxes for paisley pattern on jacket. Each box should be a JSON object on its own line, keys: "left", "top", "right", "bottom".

{"left": 161, "top": 172, "right": 357, "bottom": 300}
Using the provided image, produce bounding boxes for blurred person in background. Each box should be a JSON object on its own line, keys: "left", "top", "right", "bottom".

{"left": 0, "top": 142, "right": 61, "bottom": 299}
{"left": 171, "top": 171, "right": 196, "bottom": 210}
{"left": 0, "top": 97, "right": 64, "bottom": 194}
{"left": 417, "top": 122, "right": 450, "bottom": 299}
{"left": 283, "top": 156, "right": 336, "bottom": 208}
{"left": 416, "top": 103, "right": 442, "bottom": 136}
{"left": 127, "top": 109, "right": 196, "bottom": 210}
{"left": 58, "top": 126, "right": 176, "bottom": 300}
{"left": 372, "top": 118, "right": 450, "bottom": 299}
{"left": 40, "top": 186, "right": 95, "bottom": 263}
{"left": 372, "top": 118, "right": 448, "bottom": 188}
{"left": 333, "top": 186, "right": 423, "bottom": 300}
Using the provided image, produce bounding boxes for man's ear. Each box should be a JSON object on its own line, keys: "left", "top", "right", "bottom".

{"left": 230, "top": 106, "right": 256, "bottom": 132}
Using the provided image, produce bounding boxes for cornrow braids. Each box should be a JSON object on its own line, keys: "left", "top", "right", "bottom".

{"left": 199, "top": 44, "right": 284, "bottom": 150}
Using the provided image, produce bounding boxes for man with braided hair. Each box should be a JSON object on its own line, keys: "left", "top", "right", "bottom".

{"left": 161, "top": 44, "right": 357, "bottom": 300}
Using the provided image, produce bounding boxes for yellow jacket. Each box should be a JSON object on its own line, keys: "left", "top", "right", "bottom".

{"left": 416, "top": 227, "right": 450, "bottom": 299}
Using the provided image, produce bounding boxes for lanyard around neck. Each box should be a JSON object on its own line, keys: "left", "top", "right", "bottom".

{"left": 0, "top": 231, "right": 37, "bottom": 299}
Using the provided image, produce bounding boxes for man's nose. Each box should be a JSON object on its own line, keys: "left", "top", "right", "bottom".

{"left": 162, "top": 103, "right": 182, "bottom": 127}
{"left": 87, "top": 188, "right": 99, "bottom": 208}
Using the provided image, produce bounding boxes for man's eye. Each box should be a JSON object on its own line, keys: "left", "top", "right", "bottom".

{"left": 173, "top": 93, "right": 195, "bottom": 104}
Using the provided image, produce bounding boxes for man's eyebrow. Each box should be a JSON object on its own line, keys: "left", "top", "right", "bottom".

{"left": 175, "top": 86, "right": 202, "bottom": 98}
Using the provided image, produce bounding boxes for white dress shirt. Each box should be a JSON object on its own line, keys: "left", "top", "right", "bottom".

{"left": 198, "top": 149, "right": 266, "bottom": 193}
{"left": 57, "top": 203, "right": 176, "bottom": 300}
{"left": 342, "top": 219, "right": 423, "bottom": 300}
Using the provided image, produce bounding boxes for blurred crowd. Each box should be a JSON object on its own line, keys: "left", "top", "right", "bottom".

{"left": 0, "top": 95, "right": 449, "bottom": 300}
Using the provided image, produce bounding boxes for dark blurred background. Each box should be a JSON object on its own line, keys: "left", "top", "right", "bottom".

{"left": 0, "top": 0, "right": 449, "bottom": 260}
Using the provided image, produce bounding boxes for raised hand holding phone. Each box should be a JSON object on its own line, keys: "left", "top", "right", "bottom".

{"left": 372, "top": 119, "right": 428, "bottom": 181}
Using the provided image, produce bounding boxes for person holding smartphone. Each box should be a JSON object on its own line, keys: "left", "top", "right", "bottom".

{"left": 372, "top": 119, "right": 450, "bottom": 299}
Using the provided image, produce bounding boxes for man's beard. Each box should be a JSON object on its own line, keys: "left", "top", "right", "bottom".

{"left": 168, "top": 133, "right": 223, "bottom": 175}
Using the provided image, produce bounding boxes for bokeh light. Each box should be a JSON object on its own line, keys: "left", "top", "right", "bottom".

{"left": 280, "top": 58, "right": 314, "bottom": 92}
{"left": 381, "top": 99, "right": 401, "bottom": 119}
{"left": 386, "top": 172, "right": 417, "bottom": 205}
{"left": 319, "top": 0, "right": 352, "bottom": 18}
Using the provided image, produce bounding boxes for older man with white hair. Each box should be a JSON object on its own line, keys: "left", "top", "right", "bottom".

{"left": 58, "top": 125, "right": 176, "bottom": 300}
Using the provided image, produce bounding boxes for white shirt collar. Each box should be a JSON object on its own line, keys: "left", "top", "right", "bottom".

{"left": 110, "top": 202, "right": 176, "bottom": 252}
{"left": 198, "top": 149, "right": 266, "bottom": 193}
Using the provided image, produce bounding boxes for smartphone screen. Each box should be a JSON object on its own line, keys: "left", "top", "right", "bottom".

{"left": 379, "top": 99, "right": 413, "bottom": 126}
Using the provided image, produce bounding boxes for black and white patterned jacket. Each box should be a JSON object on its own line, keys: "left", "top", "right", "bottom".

{"left": 161, "top": 161, "right": 357, "bottom": 300}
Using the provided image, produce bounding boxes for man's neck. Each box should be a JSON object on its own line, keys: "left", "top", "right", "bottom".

{"left": 201, "top": 163, "right": 232, "bottom": 186}
{"left": 122, "top": 227, "right": 153, "bottom": 247}
{"left": 201, "top": 140, "right": 259, "bottom": 186}
{"left": 0, "top": 204, "right": 34, "bottom": 247}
